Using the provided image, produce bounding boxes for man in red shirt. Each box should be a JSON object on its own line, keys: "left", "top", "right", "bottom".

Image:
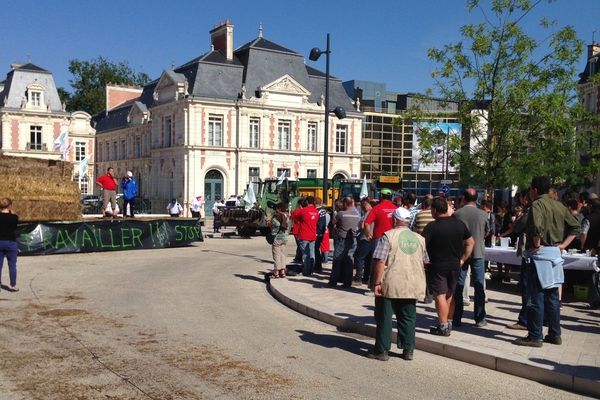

{"left": 364, "top": 189, "right": 397, "bottom": 241}
{"left": 96, "top": 167, "right": 118, "bottom": 217}
{"left": 291, "top": 196, "right": 319, "bottom": 276}
{"left": 362, "top": 188, "right": 397, "bottom": 285}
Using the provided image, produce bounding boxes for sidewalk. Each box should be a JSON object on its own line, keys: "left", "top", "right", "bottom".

{"left": 269, "top": 267, "right": 600, "bottom": 397}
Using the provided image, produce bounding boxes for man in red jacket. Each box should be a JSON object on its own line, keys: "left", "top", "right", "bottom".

{"left": 291, "top": 196, "right": 319, "bottom": 276}
{"left": 96, "top": 167, "right": 118, "bottom": 217}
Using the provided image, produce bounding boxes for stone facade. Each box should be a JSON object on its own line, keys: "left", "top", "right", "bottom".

{"left": 94, "top": 21, "right": 362, "bottom": 215}
{"left": 0, "top": 63, "right": 95, "bottom": 194}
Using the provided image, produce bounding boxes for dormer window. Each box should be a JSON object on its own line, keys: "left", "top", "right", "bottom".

{"left": 30, "top": 91, "right": 41, "bottom": 107}
{"left": 26, "top": 83, "right": 45, "bottom": 109}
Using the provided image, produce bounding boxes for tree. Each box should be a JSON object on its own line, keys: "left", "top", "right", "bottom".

{"left": 420, "top": 0, "right": 598, "bottom": 194}
{"left": 56, "top": 87, "right": 72, "bottom": 110}
{"left": 65, "top": 56, "right": 150, "bottom": 115}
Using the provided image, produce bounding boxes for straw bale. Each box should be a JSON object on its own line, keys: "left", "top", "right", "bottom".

{"left": 0, "top": 155, "right": 82, "bottom": 222}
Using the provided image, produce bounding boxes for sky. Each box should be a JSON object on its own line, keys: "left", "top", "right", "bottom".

{"left": 1, "top": 0, "right": 599, "bottom": 96}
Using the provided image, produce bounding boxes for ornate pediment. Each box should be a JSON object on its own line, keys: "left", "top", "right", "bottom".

{"left": 261, "top": 74, "right": 311, "bottom": 96}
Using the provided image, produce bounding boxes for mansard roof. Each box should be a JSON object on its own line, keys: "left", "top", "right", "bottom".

{"left": 95, "top": 34, "right": 356, "bottom": 133}
{"left": 0, "top": 62, "right": 64, "bottom": 111}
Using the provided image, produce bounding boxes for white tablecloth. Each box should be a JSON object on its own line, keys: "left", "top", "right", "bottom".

{"left": 485, "top": 247, "right": 599, "bottom": 272}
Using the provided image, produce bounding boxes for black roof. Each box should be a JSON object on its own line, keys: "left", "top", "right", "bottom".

{"left": 235, "top": 37, "right": 299, "bottom": 55}
{"left": 13, "top": 63, "right": 50, "bottom": 73}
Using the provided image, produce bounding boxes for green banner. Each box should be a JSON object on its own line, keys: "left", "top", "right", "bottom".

{"left": 17, "top": 219, "right": 203, "bottom": 255}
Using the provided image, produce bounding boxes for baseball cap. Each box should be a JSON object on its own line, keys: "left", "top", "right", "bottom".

{"left": 127, "top": 171, "right": 133, "bottom": 177}
{"left": 380, "top": 188, "right": 392, "bottom": 196}
{"left": 392, "top": 207, "right": 411, "bottom": 222}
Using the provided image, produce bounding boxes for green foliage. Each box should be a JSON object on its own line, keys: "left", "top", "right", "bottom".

{"left": 56, "top": 87, "right": 71, "bottom": 109}
{"left": 424, "top": 0, "right": 599, "bottom": 193}
{"left": 65, "top": 56, "right": 150, "bottom": 115}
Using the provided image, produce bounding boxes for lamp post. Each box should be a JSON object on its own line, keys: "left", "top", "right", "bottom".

{"left": 309, "top": 33, "right": 346, "bottom": 202}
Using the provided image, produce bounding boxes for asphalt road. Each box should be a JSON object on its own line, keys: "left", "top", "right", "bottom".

{"left": 0, "top": 235, "right": 591, "bottom": 399}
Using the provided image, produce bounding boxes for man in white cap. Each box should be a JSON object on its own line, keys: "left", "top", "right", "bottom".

{"left": 190, "top": 195, "right": 205, "bottom": 219}
{"left": 120, "top": 171, "right": 138, "bottom": 218}
{"left": 368, "top": 207, "right": 428, "bottom": 361}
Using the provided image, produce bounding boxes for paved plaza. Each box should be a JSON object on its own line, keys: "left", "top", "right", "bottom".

{"left": 270, "top": 264, "right": 600, "bottom": 397}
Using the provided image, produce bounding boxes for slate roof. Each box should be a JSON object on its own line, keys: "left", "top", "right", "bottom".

{"left": 95, "top": 34, "right": 356, "bottom": 133}
{"left": 0, "top": 63, "right": 63, "bottom": 111}
{"left": 12, "top": 63, "right": 50, "bottom": 73}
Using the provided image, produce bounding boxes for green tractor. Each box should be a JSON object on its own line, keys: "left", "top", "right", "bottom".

{"left": 219, "top": 178, "right": 300, "bottom": 237}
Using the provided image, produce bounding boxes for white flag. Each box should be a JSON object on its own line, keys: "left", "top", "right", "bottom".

{"left": 359, "top": 175, "right": 369, "bottom": 199}
{"left": 78, "top": 155, "right": 90, "bottom": 177}
{"left": 60, "top": 143, "right": 71, "bottom": 160}
{"left": 276, "top": 170, "right": 287, "bottom": 186}
{"left": 53, "top": 130, "right": 67, "bottom": 150}
{"left": 243, "top": 183, "right": 257, "bottom": 210}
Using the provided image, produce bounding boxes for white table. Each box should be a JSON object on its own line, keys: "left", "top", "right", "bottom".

{"left": 485, "top": 247, "right": 599, "bottom": 272}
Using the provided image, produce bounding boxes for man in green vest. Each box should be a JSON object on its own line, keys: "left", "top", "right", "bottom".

{"left": 368, "top": 207, "right": 428, "bottom": 361}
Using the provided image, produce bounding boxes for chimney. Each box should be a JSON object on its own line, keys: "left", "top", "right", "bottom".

{"left": 210, "top": 20, "right": 234, "bottom": 61}
{"left": 588, "top": 43, "right": 600, "bottom": 59}
{"left": 105, "top": 84, "right": 143, "bottom": 112}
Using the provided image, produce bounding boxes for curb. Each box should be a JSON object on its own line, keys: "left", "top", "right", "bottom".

{"left": 269, "top": 280, "right": 600, "bottom": 398}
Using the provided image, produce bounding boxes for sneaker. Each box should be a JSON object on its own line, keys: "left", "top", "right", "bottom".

{"left": 475, "top": 319, "right": 488, "bottom": 328}
{"left": 402, "top": 349, "right": 414, "bottom": 360}
{"left": 351, "top": 280, "right": 363, "bottom": 287}
{"left": 463, "top": 298, "right": 471, "bottom": 306}
{"left": 506, "top": 323, "right": 528, "bottom": 330}
{"left": 543, "top": 335, "right": 562, "bottom": 345}
{"left": 429, "top": 326, "right": 451, "bottom": 337}
{"left": 368, "top": 351, "right": 390, "bottom": 361}
{"left": 10, "top": 286, "right": 19, "bottom": 292}
{"left": 513, "top": 337, "right": 543, "bottom": 347}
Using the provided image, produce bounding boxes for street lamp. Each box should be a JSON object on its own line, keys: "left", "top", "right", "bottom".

{"left": 309, "top": 33, "right": 346, "bottom": 202}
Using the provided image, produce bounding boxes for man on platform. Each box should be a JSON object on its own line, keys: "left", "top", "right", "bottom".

{"left": 120, "top": 171, "right": 138, "bottom": 218}
{"left": 514, "top": 176, "right": 580, "bottom": 347}
{"left": 96, "top": 167, "right": 118, "bottom": 218}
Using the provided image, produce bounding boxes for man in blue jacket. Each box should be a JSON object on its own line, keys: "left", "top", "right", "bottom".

{"left": 121, "top": 171, "right": 138, "bottom": 218}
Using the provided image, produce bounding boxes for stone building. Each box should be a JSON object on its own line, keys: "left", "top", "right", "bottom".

{"left": 0, "top": 62, "right": 95, "bottom": 194}
{"left": 343, "top": 80, "right": 460, "bottom": 198}
{"left": 93, "top": 21, "right": 362, "bottom": 215}
{"left": 579, "top": 42, "right": 600, "bottom": 194}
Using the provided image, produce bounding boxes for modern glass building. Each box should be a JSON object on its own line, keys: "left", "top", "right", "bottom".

{"left": 343, "top": 80, "right": 462, "bottom": 198}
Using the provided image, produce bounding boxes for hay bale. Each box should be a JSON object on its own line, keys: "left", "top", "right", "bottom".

{"left": 0, "top": 155, "right": 83, "bottom": 222}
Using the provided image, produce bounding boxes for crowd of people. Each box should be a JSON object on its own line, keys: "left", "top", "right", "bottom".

{"left": 268, "top": 176, "right": 600, "bottom": 361}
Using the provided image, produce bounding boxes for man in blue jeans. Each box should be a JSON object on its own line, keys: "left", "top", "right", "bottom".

{"left": 291, "top": 196, "right": 319, "bottom": 276}
{"left": 353, "top": 197, "right": 375, "bottom": 284}
{"left": 329, "top": 197, "right": 360, "bottom": 288}
{"left": 514, "top": 176, "right": 580, "bottom": 347}
{"left": 452, "top": 188, "right": 489, "bottom": 327}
